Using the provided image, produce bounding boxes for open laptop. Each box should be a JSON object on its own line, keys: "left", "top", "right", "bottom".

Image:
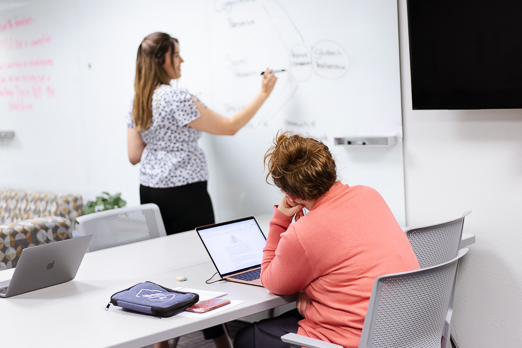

{"left": 0, "top": 234, "right": 92, "bottom": 298}
{"left": 196, "top": 217, "right": 266, "bottom": 287}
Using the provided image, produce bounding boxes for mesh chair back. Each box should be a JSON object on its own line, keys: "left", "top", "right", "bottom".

{"left": 76, "top": 204, "right": 166, "bottom": 252}
{"left": 359, "top": 248, "right": 468, "bottom": 348}
{"left": 406, "top": 211, "right": 470, "bottom": 268}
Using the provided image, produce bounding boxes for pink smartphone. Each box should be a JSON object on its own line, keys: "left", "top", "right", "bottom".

{"left": 186, "top": 298, "right": 231, "bottom": 313}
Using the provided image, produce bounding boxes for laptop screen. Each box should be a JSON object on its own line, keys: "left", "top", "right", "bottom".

{"left": 196, "top": 217, "right": 266, "bottom": 276}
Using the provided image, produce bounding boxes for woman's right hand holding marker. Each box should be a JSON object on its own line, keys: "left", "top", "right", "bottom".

{"left": 261, "top": 68, "right": 277, "bottom": 97}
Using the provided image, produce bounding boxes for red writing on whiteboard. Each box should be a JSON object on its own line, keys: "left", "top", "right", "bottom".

{"left": 15, "top": 85, "right": 44, "bottom": 98}
{"left": 0, "top": 35, "right": 51, "bottom": 51}
{"left": 3, "top": 82, "right": 53, "bottom": 98}
{"left": 0, "top": 86, "right": 14, "bottom": 97}
{"left": 0, "top": 74, "right": 49, "bottom": 83}
{"left": 0, "top": 16, "right": 35, "bottom": 33}
{"left": 0, "top": 20, "right": 13, "bottom": 32}
{"left": 15, "top": 16, "right": 34, "bottom": 27}
{"left": 8, "top": 100, "right": 33, "bottom": 111}
{"left": 0, "top": 82, "right": 54, "bottom": 93}
{"left": 30, "top": 58, "right": 53, "bottom": 67}
{"left": 29, "top": 35, "right": 51, "bottom": 47}
{"left": 0, "top": 59, "right": 54, "bottom": 70}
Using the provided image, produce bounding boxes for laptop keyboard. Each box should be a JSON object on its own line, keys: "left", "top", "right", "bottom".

{"left": 230, "top": 268, "right": 261, "bottom": 281}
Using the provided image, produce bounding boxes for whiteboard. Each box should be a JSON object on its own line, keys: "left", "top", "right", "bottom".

{"left": 0, "top": 0, "right": 88, "bottom": 193}
{"left": 0, "top": 0, "right": 405, "bottom": 225}
{"left": 205, "top": 0, "right": 405, "bottom": 224}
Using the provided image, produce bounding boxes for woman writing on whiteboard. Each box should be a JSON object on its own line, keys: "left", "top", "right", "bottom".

{"left": 126, "top": 32, "right": 276, "bottom": 348}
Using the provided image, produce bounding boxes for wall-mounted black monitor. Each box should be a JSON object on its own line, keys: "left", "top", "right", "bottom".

{"left": 406, "top": 0, "right": 522, "bottom": 110}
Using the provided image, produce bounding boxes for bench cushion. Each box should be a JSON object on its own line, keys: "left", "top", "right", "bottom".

{"left": 0, "top": 216, "right": 73, "bottom": 270}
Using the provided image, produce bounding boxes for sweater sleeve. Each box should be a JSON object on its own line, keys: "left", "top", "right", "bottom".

{"left": 261, "top": 206, "right": 316, "bottom": 295}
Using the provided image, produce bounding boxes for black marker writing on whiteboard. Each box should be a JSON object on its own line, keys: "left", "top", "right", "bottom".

{"left": 260, "top": 69, "right": 286, "bottom": 75}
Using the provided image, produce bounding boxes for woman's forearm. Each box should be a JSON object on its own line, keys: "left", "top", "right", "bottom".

{"left": 189, "top": 92, "right": 268, "bottom": 135}
{"left": 228, "top": 91, "right": 270, "bottom": 133}
{"left": 127, "top": 128, "right": 146, "bottom": 165}
{"left": 188, "top": 69, "right": 277, "bottom": 135}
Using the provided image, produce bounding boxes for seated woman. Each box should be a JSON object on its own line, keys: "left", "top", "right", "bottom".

{"left": 234, "top": 132, "right": 420, "bottom": 348}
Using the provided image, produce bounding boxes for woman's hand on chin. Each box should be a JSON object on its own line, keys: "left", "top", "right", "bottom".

{"left": 277, "top": 195, "right": 303, "bottom": 218}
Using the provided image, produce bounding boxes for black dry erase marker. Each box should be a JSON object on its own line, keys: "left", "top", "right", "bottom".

{"left": 260, "top": 69, "right": 286, "bottom": 75}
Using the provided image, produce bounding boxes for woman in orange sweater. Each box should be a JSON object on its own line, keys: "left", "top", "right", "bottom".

{"left": 234, "top": 132, "right": 419, "bottom": 348}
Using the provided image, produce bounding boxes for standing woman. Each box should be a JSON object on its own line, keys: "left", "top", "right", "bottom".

{"left": 126, "top": 32, "right": 277, "bottom": 348}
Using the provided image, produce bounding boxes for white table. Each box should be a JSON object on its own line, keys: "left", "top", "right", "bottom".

{"left": 0, "top": 228, "right": 295, "bottom": 348}
{"left": 0, "top": 214, "right": 475, "bottom": 347}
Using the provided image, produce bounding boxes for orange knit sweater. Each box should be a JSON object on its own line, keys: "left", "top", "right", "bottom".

{"left": 261, "top": 182, "right": 420, "bottom": 348}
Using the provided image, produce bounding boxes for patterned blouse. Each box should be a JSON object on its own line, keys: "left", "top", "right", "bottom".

{"left": 126, "top": 84, "right": 208, "bottom": 188}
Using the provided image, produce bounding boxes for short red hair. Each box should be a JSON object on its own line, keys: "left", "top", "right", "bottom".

{"left": 264, "top": 132, "right": 337, "bottom": 200}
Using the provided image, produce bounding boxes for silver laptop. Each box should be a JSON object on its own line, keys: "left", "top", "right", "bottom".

{"left": 0, "top": 234, "right": 92, "bottom": 298}
{"left": 196, "top": 217, "right": 266, "bottom": 287}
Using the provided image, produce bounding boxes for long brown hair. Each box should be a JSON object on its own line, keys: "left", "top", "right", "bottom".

{"left": 264, "top": 132, "right": 337, "bottom": 200}
{"left": 132, "top": 32, "right": 177, "bottom": 131}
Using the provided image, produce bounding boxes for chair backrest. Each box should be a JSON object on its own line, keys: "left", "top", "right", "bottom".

{"left": 359, "top": 248, "right": 468, "bottom": 348}
{"left": 76, "top": 203, "right": 166, "bottom": 252}
{"left": 406, "top": 211, "right": 470, "bottom": 268}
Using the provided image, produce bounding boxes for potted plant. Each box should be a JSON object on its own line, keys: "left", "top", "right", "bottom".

{"left": 83, "top": 192, "right": 127, "bottom": 215}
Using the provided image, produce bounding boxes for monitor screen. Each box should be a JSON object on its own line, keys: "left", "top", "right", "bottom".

{"left": 196, "top": 218, "right": 266, "bottom": 276}
{"left": 407, "top": 0, "right": 522, "bottom": 110}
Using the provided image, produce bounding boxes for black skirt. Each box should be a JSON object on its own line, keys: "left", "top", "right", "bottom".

{"left": 140, "top": 181, "right": 215, "bottom": 235}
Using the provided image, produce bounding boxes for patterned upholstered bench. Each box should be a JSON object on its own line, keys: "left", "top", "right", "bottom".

{"left": 0, "top": 189, "right": 83, "bottom": 270}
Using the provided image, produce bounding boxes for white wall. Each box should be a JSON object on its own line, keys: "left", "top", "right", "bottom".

{"left": 398, "top": 0, "right": 522, "bottom": 346}
{"left": 2, "top": 1, "right": 521, "bottom": 345}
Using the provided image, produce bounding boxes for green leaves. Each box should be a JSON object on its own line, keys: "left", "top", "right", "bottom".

{"left": 83, "top": 192, "right": 127, "bottom": 215}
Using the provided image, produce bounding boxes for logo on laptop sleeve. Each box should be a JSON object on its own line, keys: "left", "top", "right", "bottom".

{"left": 136, "top": 289, "right": 176, "bottom": 301}
{"left": 47, "top": 260, "right": 55, "bottom": 270}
